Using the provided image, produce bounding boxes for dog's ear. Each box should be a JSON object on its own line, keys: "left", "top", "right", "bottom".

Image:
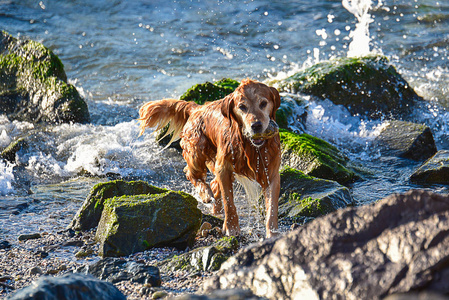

{"left": 269, "top": 87, "right": 281, "bottom": 120}
{"left": 221, "top": 93, "right": 235, "bottom": 120}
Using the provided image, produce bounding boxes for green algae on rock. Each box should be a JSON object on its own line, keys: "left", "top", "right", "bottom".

{"left": 96, "top": 191, "right": 202, "bottom": 257}
{"left": 69, "top": 180, "right": 166, "bottom": 231}
{"left": 280, "top": 129, "right": 355, "bottom": 184}
{"left": 271, "top": 55, "right": 420, "bottom": 119}
{"left": 0, "top": 31, "right": 89, "bottom": 124}
{"left": 180, "top": 78, "right": 240, "bottom": 105}
{"left": 279, "top": 167, "right": 354, "bottom": 223}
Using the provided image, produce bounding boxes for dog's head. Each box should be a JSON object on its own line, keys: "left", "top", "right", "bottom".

{"left": 222, "top": 79, "right": 281, "bottom": 147}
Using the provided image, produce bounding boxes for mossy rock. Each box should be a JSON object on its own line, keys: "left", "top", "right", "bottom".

{"left": 1, "top": 137, "right": 28, "bottom": 163}
{"left": 158, "top": 236, "right": 239, "bottom": 274}
{"left": 280, "top": 129, "right": 355, "bottom": 184}
{"left": 276, "top": 93, "right": 308, "bottom": 131}
{"left": 271, "top": 55, "right": 420, "bottom": 119}
{"left": 410, "top": 150, "right": 449, "bottom": 184}
{"left": 180, "top": 78, "right": 240, "bottom": 105}
{"left": 96, "top": 190, "right": 202, "bottom": 257}
{"left": 375, "top": 120, "right": 437, "bottom": 161}
{"left": 69, "top": 180, "right": 165, "bottom": 231}
{"left": 279, "top": 167, "right": 354, "bottom": 223}
{"left": 0, "top": 31, "right": 89, "bottom": 124}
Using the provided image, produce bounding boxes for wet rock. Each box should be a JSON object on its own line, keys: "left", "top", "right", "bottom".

{"left": 0, "top": 240, "right": 11, "bottom": 249}
{"left": 18, "top": 233, "right": 41, "bottom": 241}
{"left": 272, "top": 55, "right": 420, "bottom": 119}
{"left": 204, "top": 190, "right": 449, "bottom": 300}
{"left": 201, "top": 214, "right": 223, "bottom": 229}
{"left": 27, "top": 266, "right": 43, "bottom": 276}
{"left": 410, "top": 150, "right": 449, "bottom": 184}
{"left": 76, "top": 257, "right": 161, "bottom": 286}
{"left": 0, "top": 31, "right": 90, "bottom": 124}
{"left": 95, "top": 190, "right": 202, "bottom": 257}
{"left": 69, "top": 180, "right": 165, "bottom": 231}
{"left": 276, "top": 93, "right": 307, "bottom": 132}
{"left": 7, "top": 273, "right": 126, "bottom": 300}
{"left": 180, "top": 78, "right": 240, "bottom": 105}
{"left": 0, "top": 138, "right": 28, "bottom": 163}
{"left": 278, "top": 167, "right": 353, "bottom": 223}
{"left": 159, "top": 236, "right": 238, "bottom": 274}
{"left": 280, "top": 129, "right": 355, "bottom": 184}
{"left": 168, "top": 289, "right": 264, "bottom": 300}
{"left": 375, "top": 120, "right": 437, "bottom": 161}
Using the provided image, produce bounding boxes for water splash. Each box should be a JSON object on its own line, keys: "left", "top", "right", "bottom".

{"left": 0, "top": 160, "right": 15, "bottom": 195}
{"left": 342, "top": 0, "right": 382, "bottom": 57}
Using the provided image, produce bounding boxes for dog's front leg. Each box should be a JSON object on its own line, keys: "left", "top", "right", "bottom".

{"left": 263, "top": 171, "right": 280, "bottom": 238}
{"left": 215, "top": 161, "right": 239, "bottom": 236}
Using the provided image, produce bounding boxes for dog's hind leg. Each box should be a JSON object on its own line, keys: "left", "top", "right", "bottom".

{"left": 184, "top": 165, "right": 215, "bottom": 204}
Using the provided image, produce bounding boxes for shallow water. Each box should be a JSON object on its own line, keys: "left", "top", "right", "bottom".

{"left": 1, "top": 0, "right": 449, "bottom": 240}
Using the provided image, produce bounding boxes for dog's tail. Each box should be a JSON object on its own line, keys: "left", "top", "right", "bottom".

{"left": 138, "top": 99, "right": 199, "bottom": 148}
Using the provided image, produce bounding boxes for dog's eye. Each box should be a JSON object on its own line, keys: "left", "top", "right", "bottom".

{"left": 239, "top": 104, "right": 247, "bottom": 112}
{"left": 260, "top": 101, "right": 268, "bottom": 109}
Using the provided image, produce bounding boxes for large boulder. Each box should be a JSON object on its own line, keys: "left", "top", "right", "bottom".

{"left": 0, "top": 31, "right": 89, "bottom": 124}
{"left": 6, "top": 273, "right": 126, "bottom": 300}
{"left": 410, "top": 150, "right": 449, "bottom": 184}
{"left": 271, "top": 55, "right": 420, "bottom": 119}
{"left": 278, "top": 167, "right": 354, "bottom": 223}
{"left": 95, "top": 190, "right": 202, "bottom": 257}
{"left": 204, "top": 190, "right": 449, "bottom": 299}
{"left": 69, "top": 180, "right": 164, "bottom": 231}
{"left": 375, "top": 120, "right": 437, "bottom": 161}
{"left": 180, "top": 78, "right": 240, "bottom": 105}
{"left": 280, "top": 129, "right": 355, "bottom": 184}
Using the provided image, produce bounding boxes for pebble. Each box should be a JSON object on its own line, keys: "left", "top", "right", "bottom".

{"left": 152, "top": 291, "right": 168, "bottom": 299}
{"left": 28, "top": 266, "right": 43, "bottom": 275}
{"left": 18, "top": 233, "right": 42, "bottom": 241}
{"left": 0, "top": 240, "right": 12, "bottom": 249}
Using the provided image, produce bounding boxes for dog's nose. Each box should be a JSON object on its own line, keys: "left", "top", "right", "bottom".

{"left": 251, "top": 121, "right": 263, "bottom": 133}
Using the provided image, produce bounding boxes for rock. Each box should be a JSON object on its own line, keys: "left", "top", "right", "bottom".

{"left": 0, "top": 31, "right": 90, "bottom": 124}
{"left": 272, "top": 55, "right": 420, "bottom": 119}
{"left": 180, "top": 78, "right": 240, "bottom": 105}
{"left": 276, "top": 93, "right": 307, "bottom": 132}
{"left": 0, "top": 240, "right": 11, "bottom": 249}
{"left": 159, "top": 236, "right": 239, "bottom": 274}
{"left": 69, "top": 180, "right": 165, "bottom": 231}
{"left": 76, "top": 257, "right": 161, "bottom": 286}
{"left": 201, "top": 214, "right": 223, "bottom": 229}
{"left": 384, "top": 291, "right": 449, "bottom": 300}
{"left": 167, "top": 289, "right": 263, "bottom": 300}
{"left": 95, "top": 190, "right": 202, "bottom": 257}
{"left": 278, "top": 167, "right": 353, "bottom": 223}
{"left": 410, "top": 150, "right": 449, "bottom": 184}
{"left": 1, "top": 138, "right": 28, "bottom": 163}
{"left": 375, "top": 120, "right": 437, "bottom": 160}
{"left": 28, "top": 266, "right": 43, "bottom": 276}
{"left": 204, "top": 190, "right": 449, "bottom": 300}
{"left": 152, "top": 291, "right": 169, "bottom": 299}
{"left": 18, "top": 233, "right": 41, "bottom": 241}
{"left": 280, "top": 129, "right": 355, "bottom": 184}
{"left": 6, "top": 273, "right": 126, "bottom": 300}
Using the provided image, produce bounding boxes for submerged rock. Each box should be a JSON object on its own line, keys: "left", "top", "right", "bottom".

{"left": 7, "top": 273, "right": 126, "bottom": 300}
{"left": 272, "top": 55, "right": 420, "bottom": 119}
{"left": 410, "top": 150, "right": 449, "bottom": 184}
{"left": 0, "top": 31, "right": 90, "bottom": 124}
{"left": 76, "top": 257, "right": 161, "bottom": 286}
{"left": 69, "top": 180, "right": 165, "bottom": 231}
{"left": 159, "top": 236, "right": 239, "bottom": 274}
{"left": 279, "top": 167, "right": 353, "bottom": 223}
{"left": 95, "top": 190, "right": 202, "bottom": 257}
{"left": 280, "top": 129, "right": 355, "bottom": 184}
{"left": 375, "top": 120, "right": 437, "bottom": 161}
{"left": 204, "top": 190, "right": 449, "bottom": 300}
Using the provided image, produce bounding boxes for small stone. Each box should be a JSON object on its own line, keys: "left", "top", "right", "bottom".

{"left": 75, "top": 248, "right": 94, "bottom": 258}
{"left": 152, "top": 291, "right": 168, "bottom": 299}
{"left": 18, "top": 233, "right": 42, "bottom": 241}
{"left": 0, "top": 240, "right": 12, "bottom": 249}
{"left": 209, "top": 227, "right": 223, "bottom": 238}
{"left": 199, "top": 222, "right": 212, "bottom": 232}
{"left": 28, "top": 266, "right": 43, "bottom": 275}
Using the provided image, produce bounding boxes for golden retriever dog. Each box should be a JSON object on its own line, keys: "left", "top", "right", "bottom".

{"left": 138, "top": 79, "right": 281, "bottom": 237}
